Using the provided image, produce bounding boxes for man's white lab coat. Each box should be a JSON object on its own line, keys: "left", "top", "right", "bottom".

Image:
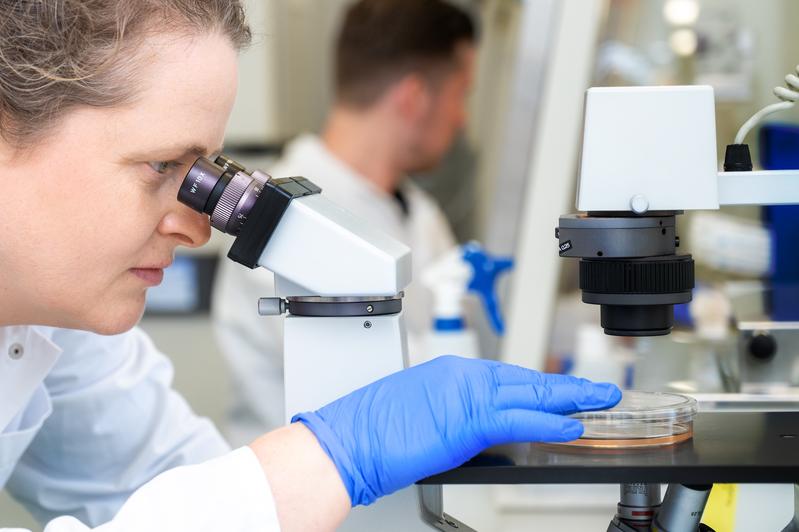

{"left": 0, "top": 326, "right": 279, "bottom": 531}
{"left": 212, "top": 134, "right": 457, "bottom": 443}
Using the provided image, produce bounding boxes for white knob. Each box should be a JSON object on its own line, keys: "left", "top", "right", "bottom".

{"left": 630, "top": 194, "right": 649, "bottom": 214}
{"left": 258, "top": 298, "right": 286, "bottom": 316}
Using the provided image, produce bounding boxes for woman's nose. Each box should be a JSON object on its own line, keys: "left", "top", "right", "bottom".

{"left": 158, "top": 203, "right": 211, "bottom": 248}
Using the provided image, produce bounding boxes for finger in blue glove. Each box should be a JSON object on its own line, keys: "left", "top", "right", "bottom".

{"left": 292, "top": 355, "right": 621, "bottom": 507}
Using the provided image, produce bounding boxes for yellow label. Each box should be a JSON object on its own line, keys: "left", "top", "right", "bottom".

{"left": 702, "top": 484, "right": 738, "bottom": 532}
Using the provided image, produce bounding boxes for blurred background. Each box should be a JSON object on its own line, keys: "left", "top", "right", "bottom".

{"left": 4, "top": 0, "right": 799, "bottom": 529}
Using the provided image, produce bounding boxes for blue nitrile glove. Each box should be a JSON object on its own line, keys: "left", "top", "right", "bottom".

{"left": 292, "top": 355, "right": 621, "bottom": 507}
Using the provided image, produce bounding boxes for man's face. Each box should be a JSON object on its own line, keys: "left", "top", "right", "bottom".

{"left": 406, "top": 42, "right": 476, "bottom": 173}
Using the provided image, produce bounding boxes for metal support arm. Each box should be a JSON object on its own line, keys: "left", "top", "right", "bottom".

{"left": 418, "top": 486, "right": 477, "bottom": 532}
{"left": 718, "top": 170, "right": 799, "bottom": 206}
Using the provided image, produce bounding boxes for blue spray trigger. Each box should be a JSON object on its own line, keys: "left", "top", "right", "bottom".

{"left": 462, "top": 242, "right": 514, "bottom": 335}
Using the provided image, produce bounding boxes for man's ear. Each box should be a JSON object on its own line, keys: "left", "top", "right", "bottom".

{"left": 387, "top": 73, "right": 433, "bottom": 124}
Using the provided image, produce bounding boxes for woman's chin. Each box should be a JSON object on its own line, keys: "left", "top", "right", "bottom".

{"left": 84, "top": 301, "right": 146, "bottom": 336}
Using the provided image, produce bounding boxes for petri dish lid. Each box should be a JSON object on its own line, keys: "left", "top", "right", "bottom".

{"left": 567, "top": 391, "right": 698, "bottom": 444}
{"left": 574, "top": 390, "right": 697, "bottom": 424}
{"left": 545, "top": 390, "right": 697, "bottom": 449}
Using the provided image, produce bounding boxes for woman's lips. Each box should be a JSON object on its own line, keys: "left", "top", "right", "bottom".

{"left": 130, "top": 268, "right": 165, "bottom": 286}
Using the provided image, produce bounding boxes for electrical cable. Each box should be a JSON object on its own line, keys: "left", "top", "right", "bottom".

{"left": 735, "top": 65, "right": 799, "bottom": 144}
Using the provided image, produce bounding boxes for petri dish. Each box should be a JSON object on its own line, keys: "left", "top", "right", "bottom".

{"left": 556, "top": 391, "right": 697, "bottom": 448}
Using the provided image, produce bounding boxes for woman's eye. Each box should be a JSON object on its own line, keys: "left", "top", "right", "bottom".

{"left": 147, "top": 161, "right": 181, "bottom": 174}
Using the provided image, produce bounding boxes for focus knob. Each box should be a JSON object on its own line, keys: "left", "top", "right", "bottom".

{"left": 748, "top": 332, "right": 777, "bottom": 362}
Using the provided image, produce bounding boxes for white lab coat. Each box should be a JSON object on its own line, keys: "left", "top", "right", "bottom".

{"left": 213, "top": 134, "right": 457, "bottom": 444}
{"left": 0, "top": 326, "right": 280, "bottom": 531}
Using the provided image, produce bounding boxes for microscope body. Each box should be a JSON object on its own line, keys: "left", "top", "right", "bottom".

{"left": 234, "top": 182, "right": 438, "bottom": 531}
{"left": 179, "top": 156, "right": 436, "bottom": 530}
{"left": 251, "top": 192, "right": 412, "bottom": 419}
{"left": 557, "top": 85, "right": 799, "bottom": 336}
{"left": 557, "top": 86, "right": 799, "bottom": 531}
{"left": 575, "top": 85, "right": 719, "bottom": 214}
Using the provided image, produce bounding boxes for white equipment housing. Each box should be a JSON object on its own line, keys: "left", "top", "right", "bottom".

{"left": 576, "top": 85, "right": 799, "bottom": 213}
{"left": 260, "top": 194, "right": 412, "bottom": 297}
{"left": 577, "top": 85, "right": 720, "bottom": 213}
{"left": 248, "top": 193, "right": 440, "bottom": 530}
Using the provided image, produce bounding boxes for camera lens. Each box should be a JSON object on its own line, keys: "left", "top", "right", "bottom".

{"left": 178, "top": 156, "right": 264, "bottom": 236}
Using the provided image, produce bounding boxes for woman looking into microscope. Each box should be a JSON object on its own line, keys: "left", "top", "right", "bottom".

{"left": 0, "top": 1, "right": 620, "bottom": 530}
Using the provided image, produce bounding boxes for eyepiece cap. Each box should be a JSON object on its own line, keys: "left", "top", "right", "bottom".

{"left": 178, "top": 157, "right": 225, "bottom": 213}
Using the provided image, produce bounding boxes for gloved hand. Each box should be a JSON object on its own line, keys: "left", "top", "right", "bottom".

{"left": 292, "top": 355, "right": 621, "bottom": 507}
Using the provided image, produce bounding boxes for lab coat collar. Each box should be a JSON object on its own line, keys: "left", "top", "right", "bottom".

{"left": 0, "top": 326, "right": 61, "bottom": 431}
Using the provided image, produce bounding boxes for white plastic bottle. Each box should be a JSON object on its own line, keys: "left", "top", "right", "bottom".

{"left": 420, "top": 243, "right": 513, "bottom": 362}
{"left": 421, "top": 247, "right": 480, "bottom": 360}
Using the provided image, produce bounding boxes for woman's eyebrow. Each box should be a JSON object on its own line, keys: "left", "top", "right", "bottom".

{"left": 124, "top": 143, "right": 222, "bottom": 161}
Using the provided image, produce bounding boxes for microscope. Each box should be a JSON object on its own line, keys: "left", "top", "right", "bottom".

{"left": 178, "top": 155, "right": 452, "bottom": 531}
{"left": 556, "top": 85, "right": 799, "bottom": 531}
{"left": 556, "top": 85, "right": 799, "bottom": 337}
{"left": 176, "top": 85, "right": 799, "bottom": 532}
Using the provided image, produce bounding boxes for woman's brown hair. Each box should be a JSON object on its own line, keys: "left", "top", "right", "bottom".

{"left": 0, "top": 0, "right": 251, "bottom": 147}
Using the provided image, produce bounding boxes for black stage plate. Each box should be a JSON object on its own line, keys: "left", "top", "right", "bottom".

{"left": 420, "top": 412, "right": 799, "bottom": 485}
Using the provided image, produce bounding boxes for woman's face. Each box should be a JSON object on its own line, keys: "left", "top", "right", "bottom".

{"left": 0, "top": 33, "right": 238, "bottom": 334}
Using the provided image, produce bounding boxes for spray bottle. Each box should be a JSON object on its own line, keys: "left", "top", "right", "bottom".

{"left": 421, "top": 242, "right": 513, "bottom": 359}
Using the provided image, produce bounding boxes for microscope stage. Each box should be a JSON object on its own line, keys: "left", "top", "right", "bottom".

{"left": 420, "top": 411, "right": 799, "bottom": 485}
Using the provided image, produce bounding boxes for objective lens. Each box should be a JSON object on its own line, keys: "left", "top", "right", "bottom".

{"left": 580, "top": 255, "right": 694, "bottom": 336}
{"left": 178, "top": 155, "right": 266, "bottom": 236}
{"left": 557, "top": 214, "right": 694, "bottom": 337}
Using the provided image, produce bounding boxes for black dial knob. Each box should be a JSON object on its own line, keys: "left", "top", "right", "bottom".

{"left": 748, "top": 333, "right": 777, "bottom": 362}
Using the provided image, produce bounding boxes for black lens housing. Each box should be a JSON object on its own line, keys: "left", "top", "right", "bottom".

{"left": 556, "top": 213, "right": 695, "bottom": 337}
{"left": 600, "top": 304, "right": 675, "bottom": 336}
{"left": 580, "top": 255, "right": 694, "bottom": 336}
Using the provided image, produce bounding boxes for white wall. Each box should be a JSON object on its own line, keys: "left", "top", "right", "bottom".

{"left": 225, "top": 0, "right": 351, "bottom": 145}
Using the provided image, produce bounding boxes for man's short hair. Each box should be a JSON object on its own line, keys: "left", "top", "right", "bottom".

{"left": 335, "top": 0, "right": 477, "bottom": 107}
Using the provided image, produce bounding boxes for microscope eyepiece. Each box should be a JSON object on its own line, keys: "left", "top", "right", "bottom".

{"left": 178, "top": 155, "right": 268, "bottom": 236}
{"left": 177, "top": 157, "right": 224, "bottom": 214}
{"left": 178, "top": 153, "right": 322, "bottom": 269}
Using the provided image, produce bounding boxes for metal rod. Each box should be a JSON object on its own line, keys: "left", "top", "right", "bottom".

{"left": 654, "top": 484, "right": 712, "bottom": 532}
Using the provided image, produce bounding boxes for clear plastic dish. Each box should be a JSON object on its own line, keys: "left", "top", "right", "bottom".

{"left": 556, "top": 391, "right": 697, "bottom": 448}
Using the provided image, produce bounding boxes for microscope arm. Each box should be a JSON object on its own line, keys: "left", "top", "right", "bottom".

{"left": 718, "top": 169, "right": 799, "bottom": 206}
{"left": 259, "top": 193, "right": 412, "bottom": 298}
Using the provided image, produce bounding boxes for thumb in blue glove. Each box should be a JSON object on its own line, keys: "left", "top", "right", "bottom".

{"left": 292, "top": 355, "right": 621, "bottom": 507}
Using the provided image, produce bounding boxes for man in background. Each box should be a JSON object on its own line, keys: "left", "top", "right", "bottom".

{"left": 212, "top": 0, "right": 477, "bottom": 444}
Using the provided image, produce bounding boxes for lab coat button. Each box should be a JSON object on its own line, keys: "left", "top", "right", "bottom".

{"left": 8, "top": 343, "right": 24, "bottom": 360}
